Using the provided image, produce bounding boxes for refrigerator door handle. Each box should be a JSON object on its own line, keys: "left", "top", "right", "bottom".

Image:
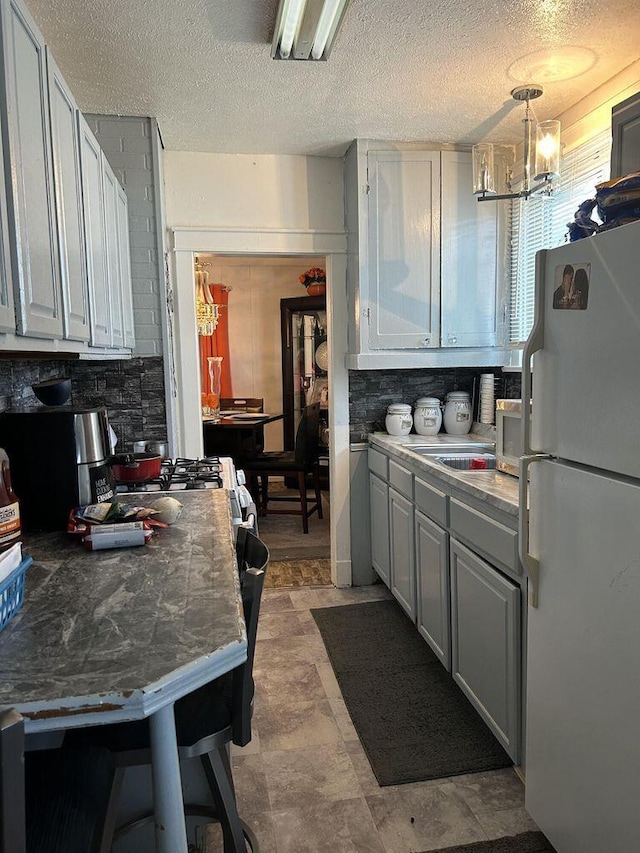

{"left": 519, "top": 453, "right": 550, "bottom": 608}
{"left": 521, "top": 249, "right": 547, "bottom": 455}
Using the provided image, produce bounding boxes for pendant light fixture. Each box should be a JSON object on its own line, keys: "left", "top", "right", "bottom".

{"left": 271, "top": 0, "right": 351, "bottom": 61}
{"left": 194, "top": 257, "right": 220, "bottom": 337}
{"left": 472, "top": 85, "right": 561, "bottom": 202}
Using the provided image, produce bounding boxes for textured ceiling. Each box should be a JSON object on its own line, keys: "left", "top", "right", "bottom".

{"left": 26, "top": 0, "right": 640, "bottom": 156}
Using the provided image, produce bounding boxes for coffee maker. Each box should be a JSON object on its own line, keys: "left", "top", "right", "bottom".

{"left": 0, "top": 407, "right": 114, "bottom": 531}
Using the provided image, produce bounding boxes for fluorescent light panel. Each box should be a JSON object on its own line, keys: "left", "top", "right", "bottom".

{"left": 272, "top": 0, "right": 350, "bottom": 61}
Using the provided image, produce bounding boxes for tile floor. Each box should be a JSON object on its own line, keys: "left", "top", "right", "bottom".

{"left": 223, "top": 583, "right": 539, "bottom": 853}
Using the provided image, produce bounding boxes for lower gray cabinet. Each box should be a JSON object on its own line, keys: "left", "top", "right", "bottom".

{"left": 450, "top": 537, "right": 520, "bottom": 761}
{"left": 389, "top": 486, "right": 415, "bottom": 619}
{"left": 369, "top": 472, "right": 390, "bottom": 585}
{"left": 416, "top": 509, "right": 450, "bottom": 669}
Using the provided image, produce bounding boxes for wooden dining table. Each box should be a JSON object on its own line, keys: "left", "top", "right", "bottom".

{"left": 0, "top": 490, "right": 246, "bottom": 853}
{"left": 202, "top": 411, "right": 285, "bottom": 458}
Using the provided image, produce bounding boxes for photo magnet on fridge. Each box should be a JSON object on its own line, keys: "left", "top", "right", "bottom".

{"left": 552, "top": 263, "right": 590, "bottom": 310}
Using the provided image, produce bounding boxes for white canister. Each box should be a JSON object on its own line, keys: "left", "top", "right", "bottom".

{"left": 413, "top": 397, "right": 442, "bottom": 436}
{"left": 385, "top": 403, "right": 413, "bottom": 436}
{"left": 443, "top": 391, "right": 472, "bottom": 435}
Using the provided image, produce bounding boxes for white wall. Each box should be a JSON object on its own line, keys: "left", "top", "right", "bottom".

{"left": 164, "top": 152, "right": 344, "bottom": 231}
{"left": 163, "top": 151, "right": 344, "bottom": 451}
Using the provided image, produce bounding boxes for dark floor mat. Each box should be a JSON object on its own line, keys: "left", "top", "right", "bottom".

{"left": 311, "top": 598, "right": 512, "bottom": 786}
{"left": 430, "top": 830, "right": 556, "bottom": 852}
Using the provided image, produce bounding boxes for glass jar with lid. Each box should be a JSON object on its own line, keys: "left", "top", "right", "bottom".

{"left": 413, "top": 397, "right": 442, "bottom": 436}
{"left": 443, "top": 391, "right": 472, "bottom": 435}
{"left": 385, "top": 403, "right": 413, "bottom": 436}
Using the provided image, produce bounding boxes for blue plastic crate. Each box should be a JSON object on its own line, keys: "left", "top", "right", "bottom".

{"left": 0, "top": 555, "right": 33, "bottom": 632}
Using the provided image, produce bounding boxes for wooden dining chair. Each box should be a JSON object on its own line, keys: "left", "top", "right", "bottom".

{"left": 220, "top": 398, "right": 264, "bottom": 414}
{"left": 70, "top": 530, "right": 269, "bottom": 853}
{"left": 243, "top": 402, "right": 322, "bottom": 534}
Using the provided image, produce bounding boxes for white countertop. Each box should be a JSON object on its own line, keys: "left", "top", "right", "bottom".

{"left": 368, "top": 432, "right": 520, "bottom": 517}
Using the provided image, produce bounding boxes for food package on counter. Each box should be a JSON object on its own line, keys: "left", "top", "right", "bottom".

{"left": 84, "top": 522, "right": 153, "bottom": 551}
{"left": 68, "top": 502, "right": 166, "bottom": 535}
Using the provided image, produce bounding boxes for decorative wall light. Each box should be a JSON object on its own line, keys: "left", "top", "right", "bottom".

{"left": 472, "top": 85, "right": 561, "bottom": 202}
{"left": 271, "top": 0, "right": 350, "bottom": 61}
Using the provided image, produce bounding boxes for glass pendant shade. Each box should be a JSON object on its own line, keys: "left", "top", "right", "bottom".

{"left": 472, "top": 143, "right": 496, "bottom": 195}
{"left": 534, "top": 120, "right": 561, "bottom": 181}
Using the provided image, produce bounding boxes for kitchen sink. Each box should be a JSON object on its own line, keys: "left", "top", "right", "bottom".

{"left": 408, "top": 443, "right": 494, "bottom": 456}
{"left": 433, "top": 452, "right": 497, "bottom": 471}
{"left": 406, "top": 446, "right": 497, "bottom": 471}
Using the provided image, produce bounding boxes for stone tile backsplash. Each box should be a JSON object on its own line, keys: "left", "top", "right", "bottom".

{"left": 0, "top": 356, "right": 166, "bottom": 451}
{"left": 349, "top": 367, "right": 521, "bottom": 443}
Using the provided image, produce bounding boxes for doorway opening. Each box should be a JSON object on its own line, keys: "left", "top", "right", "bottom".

{"left": 196, "top": 253, "right": 331, "bottom": 586}
{"left": 169, "top": 225, "right": 350, "bottom": 588}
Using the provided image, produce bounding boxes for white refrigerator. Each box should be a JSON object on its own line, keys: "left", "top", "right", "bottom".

{"left": 519, "top": 219, "right": 640, "bottom": 853}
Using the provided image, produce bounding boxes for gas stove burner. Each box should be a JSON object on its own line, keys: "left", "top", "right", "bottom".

{"left": 115, "top": 456, "right": 224, "bottom": 493}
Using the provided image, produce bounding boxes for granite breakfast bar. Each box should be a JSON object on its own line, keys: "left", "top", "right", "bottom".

{"left": 0, "top": 490, "right": 246, "bottom": 853}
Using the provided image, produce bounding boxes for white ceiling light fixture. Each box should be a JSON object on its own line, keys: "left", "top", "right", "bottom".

{"left": 472, "top": 85, "right": 561, "bottom": 202}
{"left": 271, "top": 0, "right": 351, "bottom": 61}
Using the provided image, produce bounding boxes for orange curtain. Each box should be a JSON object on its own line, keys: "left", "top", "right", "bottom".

{"left": 199, "top": 284, "right": 233, "bottom": 398}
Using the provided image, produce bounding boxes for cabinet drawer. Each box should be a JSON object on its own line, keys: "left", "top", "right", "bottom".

{"left": 449, "top": 498, "right": 519, "bottom": 575}
{"left": 415, "top": 476, "right": 448, "bottom": 527}
{"left": 389, "top": 459, "right": 412, "bottom": 498}
{"left": 368, "top": 447, "right": 388, "bottom": 481}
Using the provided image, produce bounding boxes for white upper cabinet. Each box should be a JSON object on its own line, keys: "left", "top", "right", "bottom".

{"left": 440, "top": 151, "right": 499, "bottom": 348}
{"left": 117, "top": 184, "right": 135, "bottom": 349}
{"left": 101, "top": 155, "right": 124, "bottom": 348}
{"left": 0, "top": 0, "right": 62, "bottom": 339}
{"left": 45, "top": 48, "right": 89, "bottom": 342}
{"left": 78, "top": 115, "right": 110, "bottom": 347}
{"left": 344, "top": 139, "right": 509, "bottom": 369}
{"left": 0, "top": 130, "right": 14, "bottom": 332}
{"left": 0, "top": 0, "right": 135, "bottom": 353}
{"left": 368, "top": 150, "right": 440, "bottom": 350}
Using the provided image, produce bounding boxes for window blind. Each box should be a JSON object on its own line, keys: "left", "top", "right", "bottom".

{"left": 508, "top": 130, "right": 611, "bottom": 343}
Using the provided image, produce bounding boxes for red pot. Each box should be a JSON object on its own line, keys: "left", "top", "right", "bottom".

{"left": 111, "top": 452, "right": 162, "bottom": 483}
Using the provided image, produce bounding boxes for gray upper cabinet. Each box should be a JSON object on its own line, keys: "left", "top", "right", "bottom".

{"left": 368, "top": 150, "right": 440, "bottom": 350}
{"left": 440, "top": 151, "right": 499, "bottom": 348}
{"left": 78, "top": 115, "right": 110, "bottom": 347}
{"left": 45, "top": 48, "right": 89, "bottom": 342}
{"left": 0, "top": 0, "right": 62, "bottom": 339}
{"left": 101, "top": 156, "right": 124, "bottom": 348}
{"left": 117, "top": 184, "right": 135, "bottom": 349}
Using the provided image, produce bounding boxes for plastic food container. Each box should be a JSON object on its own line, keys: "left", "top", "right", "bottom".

{"left": 413, "top": 397, "right": 442, "bottom": 436}
{"left": 385, "top": 404, "right": 413, "bottom": 436}
{"left": 0, "top": 556, "right": 32, "bottom": 632}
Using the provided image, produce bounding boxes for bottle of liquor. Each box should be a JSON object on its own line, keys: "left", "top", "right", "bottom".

{"left": 0, "top": 448, "right": 21, "bottom": 553}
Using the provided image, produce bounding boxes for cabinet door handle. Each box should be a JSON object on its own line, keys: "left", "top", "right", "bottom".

{"left": 448, "top": 335, "right": 457, "bottom": 344}
{"left": 422, "top": 336, "right": 430, "bottom": 346}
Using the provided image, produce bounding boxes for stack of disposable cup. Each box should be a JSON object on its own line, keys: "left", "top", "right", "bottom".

{"left": 479, "top": 373, "right": 495, "bottom": 424}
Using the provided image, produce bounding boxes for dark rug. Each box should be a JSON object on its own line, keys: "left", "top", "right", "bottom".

{"left": 431, "top": 831, "right": 555, "bottom": 852}
{"left": 310, "top": 598, "right": 512, "bottom": 786}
